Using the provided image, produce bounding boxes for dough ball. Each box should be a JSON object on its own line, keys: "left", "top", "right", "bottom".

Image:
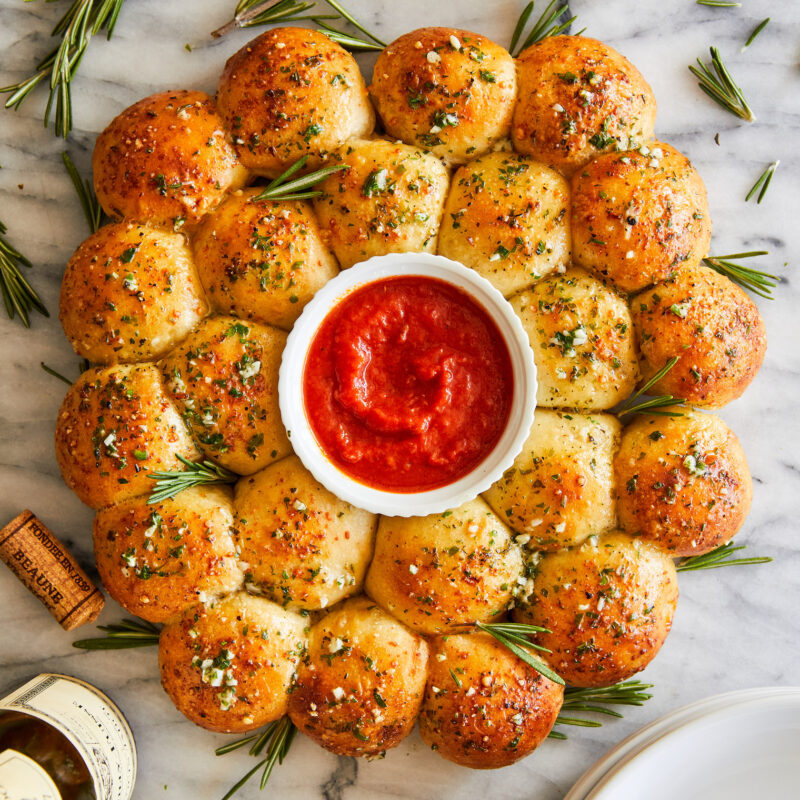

{"left": 632, "top": 265, "right": 767, "bottom": 408}
{"left": 514, "top": 531, "right": 678, "bottom": 687}
{"left": 191, "top": 188, "right": 338, "bottom": 330}
{"left": 513, "top": 36, "right": 656, "bottom": 175}
{"left": 437, "top": 152, "right": 571, "bottom": 297}
{"left": 93, "top": 90, "right": 247, "bottom": 230}
{"left": 159, "top": 592, "right": 308, "bottom": 733}
{"left": 93, "top": 486, "right": 243, "bottom": 622}
{"left": 419, "top": 631, "right": 563, "bottom": 768}
{"left": 160, "top": 316, "right": 290, "bottom": 475}
{"left": 60, "top": 222, "right": 208, "bottom": 364}
{"left": 312, "top": 138, "right": 449, "bottom": 268}
{"left": 365, "top": 497, "right": 523, "bottom": 634}
{"left": 234, "top": 455, "right": 377, "bottom": 611}
{"left": 571, "top": 142, "right": 711, "bottom": 293}
{"left": 511, "top": 268, "right": 638, "bottom": 409}
{"left": 217, "top": 27, "right": 374, "bottom": 176}
{"left": 55, "top": 364, "right": 198, "bottom": 509}
{"left": 614, "top": 409, "right": 752, "bottom": 556}
{"left": 371, "top": 28, "right": 516, "bottom": 165}
{"left": 484, "top": 410, "right": 620, "bottom": 551}
{"left": 288, "top": 596, "right": 428, "bottom": 757}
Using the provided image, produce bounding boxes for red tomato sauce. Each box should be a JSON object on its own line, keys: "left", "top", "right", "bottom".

{"left": 303, "top": 276, "right": 513, "bottom": 492}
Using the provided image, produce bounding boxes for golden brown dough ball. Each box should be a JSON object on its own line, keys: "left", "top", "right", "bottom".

{"left": 287, "top": 597, "right": 428, "bottom": 757}
{"left": 93, "top": 486, "right": 243, "bottom": 623}
{"left": 512, "top": 36, "right": 657, "bottom": 176}
{"left": 365, "top": 498, "right": 523, "bottom": 635}
{"left": 419, "top": 631, "right": 563, "bottom": 768}
{"left": 93, "top": 90, "right": 247, "bottom": 230}
{"left": 514, "top": 531, "right": 678, "bottom": 687}
{"left": 55, "top": 364, "right": 198, "bottom": 509}
{"left": 371, "top": 28, "right": 516, "bottom": 165}
{"left": 191, "top": 188, "right": 338, "bottom": 330}
{"left": 159, "top": 592, "right": 308, "bottom": 733}
{"left": 60, "top": 222, "right": 208, "bottom": 365}
{"left": 484, "top": 410, "right": 620, "bottom": 551}
{"left": 234, "top": 455, "right": 376, "bottom": 611}
{"left": 571, "top": 142, "right": 711, "bottom": 293}
{"left": 160, "top": 316, "right": 289, "bottom": 475}
{"left": 632, "top": 266, "right": 767, "bottom": 408}
{"left": 312, "top": 138, "right": 449, "bottom": 268}
{"left": 437, "top": 152, "right": 571, "bottom": 297}
{"left": 614, "top": 409, "right": 752, "bottom": 556}
{"left": 511, "top": 268, "right": 638, "bottom": 409}
{"left": 216, "top": 28, "right": 374, "bottom": 176}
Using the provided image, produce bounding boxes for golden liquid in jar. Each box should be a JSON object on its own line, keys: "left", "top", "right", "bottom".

{"left": 0, "top": 711, "right": 95, "bottom": 800}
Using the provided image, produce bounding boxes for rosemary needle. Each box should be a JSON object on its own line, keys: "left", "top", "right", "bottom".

{"left": 689, "top": 47, "right": 754, "bottom": 122}
{"left": 40, "top": 362, "right": 74, "bottom": 386}
{"left": 0, "top": 220, "right": 49, "bottom": 328}
{"left": 63, "top": 151, "right": 108, "bottom": 233}
{"left": 147, "top": 455, "right": 238, "bottom": 504}
{"left": 742, "top": 17, "right": 770, "bottom": 51}
{"left": 702, "top": 251, "right": 779, "bottom": 299}
{"left": 745, "top": 160, "right": 779, "bottom": 204}
{"left": 510, "top": 0, "right": 578, "bottom": 57}
{"left": 475, "top": 621, "right": 565, "bottom": 685}
{"left": 696, "top": 0, "right": 741, "bottom": 6}
{"left": 617, "top": 358, "right": 685, "bottom": 419}
{"left": 676, "top": 541, "right": 772, "bottom": 572}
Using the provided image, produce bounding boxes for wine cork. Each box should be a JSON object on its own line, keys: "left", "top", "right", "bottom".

{"left": 0, "top": 510, "right": 104, "bottom": 630}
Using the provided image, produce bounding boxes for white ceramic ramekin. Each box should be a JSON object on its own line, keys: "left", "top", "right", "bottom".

{"left": 278, "top": 252, "right": 537, "bottom": 517}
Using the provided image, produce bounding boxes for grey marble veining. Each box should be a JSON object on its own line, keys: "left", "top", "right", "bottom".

{"left": 1, "top": 1, "right": 799, "bottom": 798}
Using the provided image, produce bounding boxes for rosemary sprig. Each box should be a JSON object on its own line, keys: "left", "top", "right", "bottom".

{"left": 63, "top": 152, "right": 107, "bottom": 233}
{"left": 211, "top": 0, "right": 334, "bottom": 39}
{"left": 689, "top": 47, "right": 754, "bottom": 122}
{"left": 0, "top": 220, "right": 49, "bottom": 328}
{"left": 548, "top": 681, "right": 654, "bottom": 740}
{"left": 696, "top": 1, "right": 740, "bottom": 7}
{"left": 742, "top": 17, "right": 769, "bottom": 51}
{"left": 617, "top": 358, "right": 684, "bottom": 419}
{"left": 251, "top": 155, "right": 347, "bottom": 202}
{"left": 676, "top": 541, "right": 772, "bottom": 572}
{"left": 216, "top": 717, "right": 296, "bottom": 800}
{"left": 745, "top": 161, "right": 778, "bottom": 205}
{"left": 147, "top": 455, "right": 238, "bottom": 504}
{"left": 475, "top": 621, "right": 565, "bottom": 685}
{"left": 510, "top": 0, "right": 578, "bottom": 57}
{"left": 212, "top": 0, "right": 384, "bottom": 51}
{"left": 703, "top": 251, "right": 779, "bottom": 299}
{"left": 72, "top": 618, "right": 161, "bottom": 650}
{"left": 1, "top": 0, "right": 126, "bottom": 138}
{"left": 41, "top": 362, "right": 73, "bottom": 385}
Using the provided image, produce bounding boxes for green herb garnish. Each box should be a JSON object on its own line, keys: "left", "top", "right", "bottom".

{"left": 548, "top": 681, "right": 654, "bottom": 739}
{"left": 676, "top": 541, "right": 772, "bottom": 572}
{"left": 216, "top": 717, "right": 296, "bottom": 799}
{"left": 510, "top": 0, "right": 579, "bottom": 57}
{"left": 689, "top": 46, "right": 754, "bottom": 121}
{"left": 0, "top": 220, "right": 49, "bottom": 328}
{"left": 742, "top": 17, "right": 769, "bottom": 50}
{"left": 62, "top": 152, "right": 108, "bottom": 234}
{"left": 250, "top": 155, "right": 347, "bottom": 203}
{"left": 745, "top": 161, "right": 778, "bottom": 205}
{"left": 475, "top": 621, "right": 565, "bottom": 685}
{"left": 703, "top": 251, "right": 779, "bottom": 299}
{"left": 73, "top": 618, "right": 160, "bottom": 650}
{"left": 1, "top": 0, "right": 126, "bottom": 138}
{"left": 617, "top": 357, "right": 685, "bottom": 418}
{"left": 147, "top": 455, "right": 238, "bottom": 504}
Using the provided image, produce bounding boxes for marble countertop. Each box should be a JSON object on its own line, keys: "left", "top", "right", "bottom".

{"left": 1, "top": 1, "right": 799, "bottom": 798}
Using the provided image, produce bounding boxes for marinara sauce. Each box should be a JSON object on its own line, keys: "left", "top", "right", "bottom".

{"left": 303, "top": 276, "right": 513, "bottom": 492}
